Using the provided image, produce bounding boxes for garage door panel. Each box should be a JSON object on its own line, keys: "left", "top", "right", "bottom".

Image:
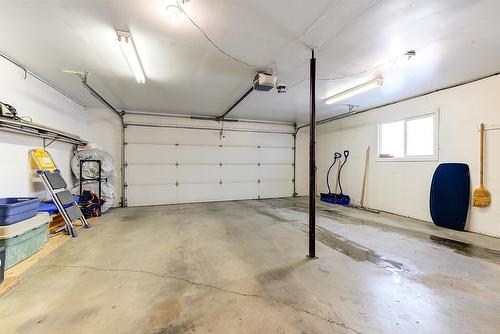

{"left": 127, "top": 165, "right": 177, "bottom": 185}
{"left": 127, "top": 144, "right": 178, "bottom": 164}
{"left": 221, "top": 165, "right": 258, "bottom": 182}
{"left": 126, "top": 125, "right": 294, "bottom": 206}
{"left": 127, "top": 127, "right": 180, "bottom": 144}
{"left": 178, "top": 165, "right": 220, "bottom": 183}
{"left": 127, "top": 184, "right": 177, "bottom": 206}
{"left": 221, "top": 182, "right": 258, "bottom": 200}
{"left": 223, "top": 131, "right": 292, "bottom": 147}
{"left": 178, "top": 146, "right": 220, "bottom": 164}
{"left": 222, "top": 147, "right": 259, "bottom": 164}
{"left": 177, "top": 183, "right": 221, "bottom": 203}
{"left": 259, "top": 165, "right": 293, "bottom": 181}
{"left": 259, "top": 181, "right": 293, "bottom": 198}
{"left": 174, "top": 129, "right": 221, "bottom": 145}
{"left": 260, "top": 147, "right": 293, "bottom": 164}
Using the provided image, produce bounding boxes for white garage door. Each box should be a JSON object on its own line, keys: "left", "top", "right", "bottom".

{"left": 124, "top": 124, "right": 294, "bottom": 206}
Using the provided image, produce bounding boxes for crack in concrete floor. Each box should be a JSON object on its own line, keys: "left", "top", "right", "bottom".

{"left": 38, "top": 264, "right": 362, "bottom": 334}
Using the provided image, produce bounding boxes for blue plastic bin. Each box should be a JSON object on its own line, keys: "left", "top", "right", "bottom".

{"left": 0, "top": 198, "right": 40, "bottom": 226}
{"left": 38, "top": 196, "right": 79, "bottom": 215}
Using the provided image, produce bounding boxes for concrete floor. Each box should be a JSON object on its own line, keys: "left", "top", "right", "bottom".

{"left": 1, "top": 197, "right": 500, "bottom": 334}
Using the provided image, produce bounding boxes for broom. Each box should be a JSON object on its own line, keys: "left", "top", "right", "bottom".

{"left": 473, "top": 123, "right": 491, "bottom": 207}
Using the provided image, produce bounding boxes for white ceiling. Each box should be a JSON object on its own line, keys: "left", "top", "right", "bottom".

{"left": 1, "top": 0, "right": 500, "bottom": 122}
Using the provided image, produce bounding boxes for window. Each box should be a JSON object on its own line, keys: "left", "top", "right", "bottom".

{"left": 378, "top": 112, "right": 438, "bottom": 161}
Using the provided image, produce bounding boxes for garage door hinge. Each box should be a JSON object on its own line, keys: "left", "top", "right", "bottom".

{"left": 257, "top": 145, "right": 261, "bottom": 149}
{"left": 124, "top": 142, "right": 128, "bottom": 145}
{"left": 219, "top": 144, "right": 223, "bottom": 147}
{"left": 257, "top": 179, "right": 261, "bottom": 184}
{"left": 219, "top": 162, "right": 223, "bottom": 167}
{"left": 124, "top": 183, "right": 128, "bottom": 188}
{"left": 175, "top": 181, "right": 179, "bottom": 187}
{"left": 219, "top": 180, "right": 222, "bottom": 185}
{"left": 175, "top": 161, "right": 179, "bottom": 167}
{"left": 123, "top": 162, "right": 128, "bottom": 167}
{"left": 257, "top": 163, "right": 261, "bottom": 166}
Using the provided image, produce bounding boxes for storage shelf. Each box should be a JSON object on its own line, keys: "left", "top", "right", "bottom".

{"left": 0, "top": 118, "right": 87, "bottom": 146}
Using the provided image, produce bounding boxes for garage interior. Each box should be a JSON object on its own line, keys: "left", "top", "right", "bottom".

{"left": 0, "top": 1, "right": 500, "bottom": 333}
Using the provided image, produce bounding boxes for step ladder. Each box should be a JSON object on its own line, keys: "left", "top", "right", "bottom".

{"left": 30, "top": 149, "right": 90, "bottom": 237}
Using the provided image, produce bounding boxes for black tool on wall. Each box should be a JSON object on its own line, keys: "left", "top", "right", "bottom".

{"left": 0, "top": 102, "right": 17, "bottom": 119}
{"left": 326, "top": 152, "right": 342, "bottom": 194}
{"left": 320, "top": 150, "right": 351, "bottom": 206}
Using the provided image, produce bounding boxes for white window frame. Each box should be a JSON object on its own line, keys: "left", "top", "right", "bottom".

{"left": 377, "top": 110, "right": 439, "bottom": 162}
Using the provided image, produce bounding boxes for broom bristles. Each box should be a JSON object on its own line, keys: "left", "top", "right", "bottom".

{"left": 473, "top": 187, "right": 491, "bottom": 207}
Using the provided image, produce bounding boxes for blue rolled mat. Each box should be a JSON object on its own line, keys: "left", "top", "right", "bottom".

{"left": 429, "top": 163, "right": 470, "bottom": 231}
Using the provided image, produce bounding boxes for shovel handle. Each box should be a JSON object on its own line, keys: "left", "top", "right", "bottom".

{"left": 480, "top": 123, "right": 484, "bottom": 187}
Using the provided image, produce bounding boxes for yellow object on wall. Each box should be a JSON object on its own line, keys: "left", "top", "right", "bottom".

{"left": 31, "top": 148, "right": 56, "bottom": 171}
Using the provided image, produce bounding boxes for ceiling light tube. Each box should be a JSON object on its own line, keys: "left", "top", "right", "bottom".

{"left": 116, "top": 30, "right": 146, "bottom": 84}
{"left": 324, "top": 78, "right": 383, "bottom": 105}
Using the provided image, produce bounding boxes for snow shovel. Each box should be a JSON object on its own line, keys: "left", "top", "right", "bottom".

{"left": 320, "top": 150, "right": 351, "bottom": 205}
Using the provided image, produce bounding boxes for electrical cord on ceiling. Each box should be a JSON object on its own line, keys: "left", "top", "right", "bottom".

{"left": 316, "top": 0, "right": 380, "bottom": 51}
{"left": 175, "top": 0, "right": 385, "bottom": 87}
{"left": 287, "top": 50, "right": 414, "bottom": 90}
{"left": 176, "top": 1, "right": 256, "bottom": 68}
{"left": 286, "top": 0, "right": 383, "bottom": 89}
{"left": 176, "top": 0, "right": 342, "bottom": 73}
{"left": 279, "top": 0, "right": 344, "bottom": 51}
{"left": 271, "top": 0, "right": 382, "bottom": 88}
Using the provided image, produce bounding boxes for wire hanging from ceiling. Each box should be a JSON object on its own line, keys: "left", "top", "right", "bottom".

{"left": 176, "top": 0, "right": 345, "bottom": 72}
{"left": 287, "top": 50, "right": 415, "bottom": 90}
{"left": 175, "top": 0, "right": 386, "bottom": 86}
{"left": 176, "top": 1, "right": 256, "bottom": 68}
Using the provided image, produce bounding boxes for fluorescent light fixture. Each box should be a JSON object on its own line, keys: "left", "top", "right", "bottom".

{"left": 324, "top": 78, "right": 383, "bottom": 105}
{"left": 116, "top": 30, "right": 146, "bottom": 84}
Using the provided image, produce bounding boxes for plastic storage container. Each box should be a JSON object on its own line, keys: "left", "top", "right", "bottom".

{"left": 0, "top": 197, "right": 40, "bottom": 226}
{"left": 0, "top": 213, "right": 49, "bottom": 270}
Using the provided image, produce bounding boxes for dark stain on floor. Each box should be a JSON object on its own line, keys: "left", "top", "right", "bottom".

{"left": 149, "top": 298, "right": 182, "bottom": 333}
{"left": 313, "top": 206, "right": 500, "bottom": 266}
{"left": 256, "top": 259, "right": 308, "bottom": 285}
{"left": 306, "top": 225, "right": 406, "bottom": 273}
{"left": 152, "top": 320, "right": 196, "bottom": 334}
{"left": 429, "top": 235, "right": 500, "bottom": 265}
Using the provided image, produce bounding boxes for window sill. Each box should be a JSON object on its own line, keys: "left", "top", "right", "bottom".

{"left": 375, "top": 156, "right": 439, "bottom": 162}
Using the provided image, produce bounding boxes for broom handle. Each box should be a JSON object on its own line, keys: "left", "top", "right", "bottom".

{"left": 480, "top": 123, "right": 484, "bottom": 187}
{"left": 360, "top": 146, "right": 370, "bottom": 207}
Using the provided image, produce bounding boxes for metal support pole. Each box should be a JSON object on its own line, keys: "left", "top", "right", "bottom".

{"left": 293, "top": 122, "right": 297, "bottom": 196}
{"left": 308, "top": 49, "right": 317, "bottom": 259}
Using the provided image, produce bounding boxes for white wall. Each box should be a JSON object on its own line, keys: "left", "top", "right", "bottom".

{"left": 298, "top": 75, "right": 500, "bottom": 238}
{"left": 0, "top": 56, "right": 86, "bottom": 199}
{"left": 85, "top": 107, "right": 122, "bottom": 206}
